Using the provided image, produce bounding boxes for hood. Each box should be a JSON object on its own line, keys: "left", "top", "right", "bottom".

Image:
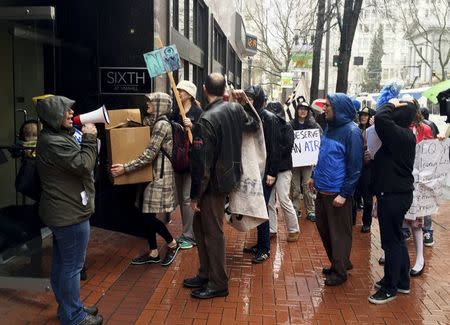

{"left": 36, "top": 96, "right": 75, "bottom": 132}
{"left": 145, "top": 92, "right": 172, "bottom": 119}
{"left": 391, "top": 101, "right": 417, "bottom": 128}
{"left": 244, "top": 85, "right": 266, "bottom": 112}
{"left": 420, "top": 107, "right": 429, "bottom": 120}
{"left": 351, "top": 99, "right": 361, "bottom": 112}
{"left": 327, "top": 93, "right": 357, "bottom": 126}
{"left": 265, "top": 101, "right": 285, "bottom": 120}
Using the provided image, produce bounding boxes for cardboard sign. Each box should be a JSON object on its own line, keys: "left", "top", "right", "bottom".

{"left": 292, "top": 129, "right": 321, "bottom": 167}
{"left": 143, "top": 45, "right": 181, "bottom": 78}
{"left": 405, "top": 139, "right": 450, "bottom": 220}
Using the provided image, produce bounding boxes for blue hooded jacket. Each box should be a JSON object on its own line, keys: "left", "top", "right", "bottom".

{"left": 312, "top": 93, "right": 363, "bottom": 198}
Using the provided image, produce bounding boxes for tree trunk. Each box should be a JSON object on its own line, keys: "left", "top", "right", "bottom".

{"left": 310, "top": 0, "right": 326, "bottom": 101}
{"left": 335, "top": 0, "right": 363, "bottom": 93}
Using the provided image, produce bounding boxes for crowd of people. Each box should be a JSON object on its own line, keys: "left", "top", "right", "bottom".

{"left": 34, "top": 74, "right": 446, "bottom": 324}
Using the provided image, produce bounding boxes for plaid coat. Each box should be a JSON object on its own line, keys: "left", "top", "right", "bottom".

{"left": 124, "top": 93, "right": 176, "bottom": 213}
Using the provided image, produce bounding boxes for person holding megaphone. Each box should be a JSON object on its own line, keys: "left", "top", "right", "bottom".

{"left": 36, "top": 96, "right": 103, "bottom": 325}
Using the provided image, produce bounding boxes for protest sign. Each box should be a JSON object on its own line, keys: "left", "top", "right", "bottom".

{"left": 406, "top": 139, "right": 450, "bottom": 220}
{"left": 366, "top": 125, "right": 381, "bottom": 159}
{"left": 143, "top": 45, "right": 181, "bottom": 78}
{"left": 292, "top": 129, "right": 321, "bottom": 167}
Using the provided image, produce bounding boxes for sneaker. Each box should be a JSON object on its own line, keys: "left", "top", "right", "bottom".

{"left": 423, "top": 231, "right": 434, "bottom": 247}
{"left": 161, "top": 244, "right": 181, "bottom": 266}
{"left": 287, "top": 231, "right": 299, "bottom": 242}
{"left": 368, "top": 289, "right": 397, "bottom": 304}
{"left": 177, "top": 236, "right": 194, "bottom": 250}
{"left": 402, "top": 230, "right": 411, "bottom": 241}
{"left": 306, "top": 213, "right": 316, "bottom": 222}
{"left": 78, "top": 314, "right": 103, "bottom": 325}
{"left": 131, "top": 253, "right": 161, "bottom": 265}
{"left": 252, "top": 252, "right": 270, "bottom": 264}
{"left": 374, "top": 279, "right": 410, "bottom": 294}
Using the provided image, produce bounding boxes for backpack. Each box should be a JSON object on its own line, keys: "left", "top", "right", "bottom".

{"left": 157, "top": 116, "right": 190, "bottom": 173}
{"left": 277, "top": 117, "right": 295, "bottom": 156}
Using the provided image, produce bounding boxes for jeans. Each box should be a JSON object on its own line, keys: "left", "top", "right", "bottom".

{"left": 256, "top": 180, "right": 274, "bottom": 254}
{"left": 50, "top": 220, "right": 90, "bottom": 325}
{"left": 377, "top": 192, "right": 413, "bottom": 295}
{"left": 175, "top": 172, "right": 195, "bottom": 241}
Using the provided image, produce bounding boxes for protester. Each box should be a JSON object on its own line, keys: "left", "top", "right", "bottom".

{"left": 266, "top": 101, "right": 299, "bottom": 241}
{"left": 308, "top": 93, "right": 363, "bottom": 286}
{"left": 111, "top": 92, "right": 180, "bottom": 267}
{"left": 242, "top": 85, "right": 281, "bottom": 263}
{"left": 36, "top": 96, "right": 102, "bottom": 325}
{"left": 354, "top": 107, "right": 376, "bottom": 233}
{"left": 368, "top": 99, "right": 417, "bottom": 304}
{"left": 184, "top": 73, "right": 259, "bottom": 299}
{"left": 169, "top": 80, "right": 202, "bottom": 250}
{"left": 290, "top": 100, "right": 323, "bottom": 221}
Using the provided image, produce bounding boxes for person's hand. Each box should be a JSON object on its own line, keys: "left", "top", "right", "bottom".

{"left": 307, "top": 179, "right": 315, "bottom": 193}
{"left": 190, "top": 201, "right": 201, "bottom": 213}
{"left": 266, "top": 175, "right": 276, "bottom": 187}
{"left": 388, "top": 98, "right": 408, "bottom": 108}
{"left": 183, "top": 117, "right": 193, "bottom": 128}
{"left": 82, "top": 123, "right": 97, "bottom": 136}
{"left": 333, "top": 195, "right": 346, "bottom": 208}
{"left": 437, "top": 134, "right": 445, "bottom": 141}
{"left": 110, "top": 164, "right": 125, "bottom": 177}
{"left": 369, "top": 116, "right": 375, "bottom": 126}
{"left": 232, "top": 90, "right": 250, "bottom": 105}
{"left": 364, "top": 150, "right": 371, "bottom": 164}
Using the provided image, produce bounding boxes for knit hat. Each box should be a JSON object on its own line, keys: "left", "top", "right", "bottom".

{"left": 176, "top": 80, "right": 197, "bottom": 99}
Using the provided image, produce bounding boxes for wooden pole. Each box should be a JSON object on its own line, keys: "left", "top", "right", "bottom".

{"left": 155, "top": 36, "right": 192, "bottom": 143}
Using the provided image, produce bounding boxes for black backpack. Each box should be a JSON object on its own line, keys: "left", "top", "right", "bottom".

{"left": 278, "top": 117, "right": 295, "bottom": 156}
{"left": 157, "top": 116, "right": 190, "bottom": 173}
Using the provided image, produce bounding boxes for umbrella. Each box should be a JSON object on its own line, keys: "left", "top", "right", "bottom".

{"left": 311, "top": 99, "right": 326, "bottom": 114}
{"left": 422, "top": 79, "right": 450, "bottom": 104}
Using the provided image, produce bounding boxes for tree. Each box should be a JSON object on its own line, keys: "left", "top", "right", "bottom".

{"left": 310, "top": 0, "right": 326, "bottom": 100}
{"left": 335, "top": 0, "right": 364, "bottom": 93}
{"left": 362, "top": 25, "right": 384, "bottom": 93}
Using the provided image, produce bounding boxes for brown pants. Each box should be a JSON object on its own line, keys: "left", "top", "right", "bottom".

{"left": 315, "top": 193, "right": 353, "bottom": 278}
{"left": 193, "top": 192, "right": 228, "bottom": 290}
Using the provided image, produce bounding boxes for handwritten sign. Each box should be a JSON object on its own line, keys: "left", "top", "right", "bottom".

{"left": 292, "top": 129, "right": 321, "bottom": 167}
{"left": 143, "top": 45, "right": 181, "bottom": 78}
{"left": 405, "top": 139, "right": 450, "bottom": 220}
{"left": 366, "top": 125, "right": 381, "bottom": 159}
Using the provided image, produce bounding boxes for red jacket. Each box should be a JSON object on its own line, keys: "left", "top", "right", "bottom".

{"left": 409, "top": 123, "right": 433, "bottom": 144}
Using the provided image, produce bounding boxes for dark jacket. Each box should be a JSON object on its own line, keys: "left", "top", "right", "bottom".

{"left": 312, "top": 93, "right": 363, "bottom": 198}
{"left": 169, "top": 101, "right": 203, "bottom": 125}
{"left": 36, "top": 96, "right": 97, "bottom": 227}
{"left": 190, "top": 99, "right": 259, "bottom": 201}
{"left": 420, "top": 107, "right": 439, "bottom": 137}
{"left": 371, "top": 103, "right": 416, "bottom": 194}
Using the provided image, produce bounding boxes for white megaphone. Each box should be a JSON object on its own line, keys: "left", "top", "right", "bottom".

{"left": 73, "top": 105, "right": 110, "bottom": 125}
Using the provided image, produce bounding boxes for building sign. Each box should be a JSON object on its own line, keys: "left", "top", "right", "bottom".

{"left": 246, "top": 34, "right": 257, "bottom": 52}
{"left": 143, "top": 45, "right": 181, "bottom": 78}
{"left": 291, "top": 52, "right": 313, "bottom": 69}
{"left": 99, "top": 67, "right": 151, "bottom": 95}
{"left": 354, "top": 56, "right": 364, "bottom": 66}
{"left": 281, "top": 72, "right": 294, "bottom": 88}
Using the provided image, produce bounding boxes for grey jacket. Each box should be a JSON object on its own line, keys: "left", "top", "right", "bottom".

{"left": 36, "top": 96, "right": 97, "bottom": 227}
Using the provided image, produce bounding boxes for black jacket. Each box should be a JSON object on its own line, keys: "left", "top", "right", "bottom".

{"left": 371, "top": 103, "right": 416, "bottom": 194}
{"left": 257, "top": 108, "right": 282, "bottom": 177}
{"left": 190, "top": 99, "right": 259, "bottom": 200}
{"left": 169, "top": 101, "right": 203, "bottom": 125}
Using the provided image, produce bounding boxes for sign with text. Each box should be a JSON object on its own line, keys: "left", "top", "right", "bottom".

{"left": 292, "top": 129, "right": 321, "bottom": 167}
{"left": 405, "top": 139, "right": 450, "bottom": 220}
{"left": 281, "top": 72, "right": 294, "bottom": 88}
{"left": 99, "top": 67, "right": 151, "bottom": 95}
{"left": 143, "top": 45, "right": 181, "bottom": 78}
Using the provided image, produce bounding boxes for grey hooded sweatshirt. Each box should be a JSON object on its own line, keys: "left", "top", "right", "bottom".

{"left": 36, "top": 96, "right": 97, "bottom": 227}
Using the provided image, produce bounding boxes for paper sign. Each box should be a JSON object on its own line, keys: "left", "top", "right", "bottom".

{"left": 143, "top": 45, "right": 181, "bottom": 78}
{"left": 292, "top": 129, "right": 321, "bottom": 167}
{"left": 405, "top": 139, "right": 450, "bottom": 220}
{"left": 366, "top": 125, "right": 381, "bottom": 159}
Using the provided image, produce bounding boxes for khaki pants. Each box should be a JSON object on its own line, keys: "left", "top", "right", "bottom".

{"left": 193, "top": 193, "right": 228, "bottom": 290}
{"left": 291, "top": 166, "right": 315, "bottom": 215}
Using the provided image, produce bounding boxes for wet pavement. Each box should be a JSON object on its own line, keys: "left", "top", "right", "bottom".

{"left": 1, "top": 199, "right": 449, "bottom": 324}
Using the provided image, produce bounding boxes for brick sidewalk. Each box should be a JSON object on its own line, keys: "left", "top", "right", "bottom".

{"left": 1, "top": 199, "right": 449, "bottom": 324}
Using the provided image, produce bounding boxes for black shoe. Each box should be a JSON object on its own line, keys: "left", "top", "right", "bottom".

{"left": 378, "top": 256, "right": 385, "bottom": 265}
{"left": 403, "top": 230, "right": 411, "bottom": 240}
{"left": 322, "top": 262, "right": 353, "bottom": 275}
{"left": 83, "top": 306, "right": 98, "bottom": 316}
{"left": 183, "top": 275, "right": 208, "bottom": 288}
{"left": 191, "top": 287, "right": 229, "bottom": 299}
{"left": 368, "top": 289, "right": 396, "bottom": 304}
{"left": 361, "top": 225, "right": 371, "bottom": 233}
{"left": 243, "top": 245, "right": 258, "bottom": 254}
{"left": 410, "top": 263, "right": 425, "bottom": 277}
{"left": 131, "top": 253, "right": 161, "bottom": 265}
{"left": 78, "top": 314, "right": 103, "bottom": 325}
{"left": 252, "top": 252, "right": 270, "bottom": 264}
{"left": 423, "top": 231, "right": 434, "bottom": 247}
{"left": 374, "top": 279, "right": 410, "bottom": 294}
{"left": 306, "top": 213, "right": 316, "bottom": 222}
{"left": 324, "top": 274, "right": 347, "bottom": 286}
{"left": 80, "top": 265, "right": 88, "bottom": 281}
{"left": 161, "top": 244, "right": 180, "bottom": 266}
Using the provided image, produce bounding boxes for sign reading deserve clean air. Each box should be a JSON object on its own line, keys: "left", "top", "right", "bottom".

{"left": 143, "top": 45, "right": 181, "bottom": 78}
{"left": 292, "top": 129, "right": 321, "bottom": 167}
